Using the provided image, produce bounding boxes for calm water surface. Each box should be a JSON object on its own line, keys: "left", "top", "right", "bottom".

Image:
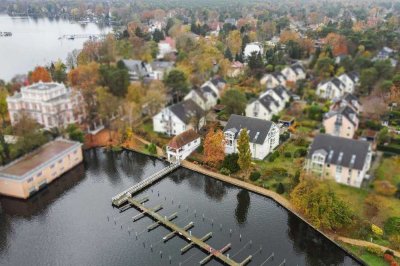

{"left": 0, "top": 14, "right": 111, "bottom": 81}
{"left": 0, "top": 149, "right": 361, "bottom": 266}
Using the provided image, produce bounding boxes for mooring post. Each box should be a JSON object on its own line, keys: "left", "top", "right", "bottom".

{"left": 160, "top": 251, "right": 162, "bottom": 258}
{"left": 240, "top": 234, "right": 242, "bottom": 241}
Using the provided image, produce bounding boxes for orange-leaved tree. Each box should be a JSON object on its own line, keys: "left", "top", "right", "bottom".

{"left": 29, "top": 66, "right": 52, "bottom": 83}
{"left": 203, "top": 128, "right": 225, "bottom": 168}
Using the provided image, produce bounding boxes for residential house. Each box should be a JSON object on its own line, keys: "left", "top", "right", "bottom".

{"left": 337, "top": 72, "right": 359, "bottom": 94}
{"left": 223, "top": 114, "right": 280, "bottom": 160}
{"left": 306, "top": 134, "right": 372, "bottom": 188}
{"left": 316, "top": 77, "right": 346, "bottom": 99}
{"left": 153, "top": 99, "right": 205, "bottom": 136}
{"left": 243, "top": 42, "right": 264, "bottom": 59}
{"left": 7, "top": 82, "right": 85, "bottom": 129}
{"left": 166, "top": 129, "right": 200, "bottom": 162}
{"left": 228, "top": 61, "right": 245, "bottom": 78}
{"left": 246, "top": 86, "right": 290, "bottom": 121}
{"left": 260, "top": 72, "right": 287, "bottom": 88}
{"left": 331, "top": 93, "right": 362, "bottom": 114}
{"left": 281, "top": 63, "right": 306, "bottom": 83}
{"left": 157, "top": 37, "right": 176, "bottom": 59}
{"left": 372, "top": 46, "right": 398, "bottom": 67}
{"left": 123, "top": 59, "right": 173, "bottom": 81}
{"left": 150, "top": 61, "right": 174, "bottom": 80}
{"left": 183, "top": 78, "right": 226, "bottom": 111}
{"left": 323, "top": 105, "right": 359, "bottom": 139}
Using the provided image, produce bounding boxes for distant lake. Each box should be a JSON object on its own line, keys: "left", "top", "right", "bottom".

{"left": 0, "top": 14, "right": 112, "bottom": 81}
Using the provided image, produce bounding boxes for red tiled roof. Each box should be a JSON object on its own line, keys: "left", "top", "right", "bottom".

{"left": 167, "top": 129, "right": 199, "bottom": 149}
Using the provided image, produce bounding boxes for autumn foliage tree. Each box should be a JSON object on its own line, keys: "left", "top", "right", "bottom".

{"left": 203, "top": 128, "right": 225, "bottom": 168}
{"left": 29, "top": 66, "right": 52, "bottom": 83}
{"left": 324, "top": 33, "right": 348, "bottom": 57}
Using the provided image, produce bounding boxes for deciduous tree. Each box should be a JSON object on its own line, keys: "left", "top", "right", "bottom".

{"left": 29, "top": 66, "right": 52, "bottom": 83}
{"left": 203, "top": 128, "right": 225, "bottom": 167}
{"left": 221, "top": 89, "right": 247, "bottom": 115}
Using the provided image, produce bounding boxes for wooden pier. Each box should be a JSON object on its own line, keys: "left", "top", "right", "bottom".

{"left": 126, "top": 196, "right": 251, "bottom": 266}
{"left": 112, "top": 162, "right": 180, "bottom": 207}
{"left": 59, "top": 33, "right": 105, "bottom": 40}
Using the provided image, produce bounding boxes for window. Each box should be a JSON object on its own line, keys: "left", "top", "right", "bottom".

{"left": 50, "top": 164, "right": 55, "bottom": 169}
{"left": 336, "top": 166, "right": 342, "bottom": 174}
{"left": 27, "top": 177, "right": 33, "bottom": 183}
{"left": 58, "top": 159, "right": 63, "bottom": 164}
{"left": 37, "top": 172, "right": 42, "bottom": 177}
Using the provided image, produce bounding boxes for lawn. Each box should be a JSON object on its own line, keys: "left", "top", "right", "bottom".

{"left": 341, "top": 243, "right": 395, "bottom": 266}
{"left": 137, "top": 121, "right": 170, "bottom": 147}
{"left": 375, "top": 156, "right": 400, "bottom": 187}
{"left": 253, "top": 140, "right": 308, "bottom": 195}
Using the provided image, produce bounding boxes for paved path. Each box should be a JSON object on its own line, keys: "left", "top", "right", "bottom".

{"left": 338, "top": 236, "right": 400, "bottom": 258}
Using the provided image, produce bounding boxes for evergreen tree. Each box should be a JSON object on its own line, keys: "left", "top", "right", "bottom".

{"left": 237, "top": 128, "right": 252, "bottom": 174}
{"left": 224, "top": 48, "right": 233, "bottom": 61}
{"left": 152, "top": 29, "right": 165, "bottom": 43}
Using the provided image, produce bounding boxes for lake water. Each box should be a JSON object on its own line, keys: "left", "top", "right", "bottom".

{"left": 0, "top": 14, "right": 111, "bottom": 81}
{"left": 0, "top": 149, "right": 361, "bottom": 266}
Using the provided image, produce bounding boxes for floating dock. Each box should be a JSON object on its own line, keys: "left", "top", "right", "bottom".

{"left": 112, "top": 162, "right": 180, "bottom": 207}
{"left": 126, "top": 196, "right": 251, "bottom": 266}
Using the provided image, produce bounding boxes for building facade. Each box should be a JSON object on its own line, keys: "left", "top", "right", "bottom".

{"left": 7, "top": 82, "right": 84, "bottom": 129}
{"left": 223, "top": 115, "right": 280, "bottom": 160}
{"left": 153, "top": 100, "right": 205, "bottom": 136}
{"left": 166, "top": 129, "right": 200, "bottom": 162}
{"left": 306, "top": 134, "right": 372, "bottom": 188}
{"left": 0, "top": 139, "right": 83, "bottom": 199}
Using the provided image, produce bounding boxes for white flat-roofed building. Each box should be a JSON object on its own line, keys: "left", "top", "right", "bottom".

{"left": 0, "top": 139, "right": 83, "bottom": 199}
{"left": 7, "top": 82, "right": 85, "bottom": 129}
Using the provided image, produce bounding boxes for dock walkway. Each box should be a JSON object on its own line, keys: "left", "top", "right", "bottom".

{"left": 126, "top": 196, "right": 251, "bottom": 266}
{"left": 112, "top": 162, "right": 180, "bottom": 207}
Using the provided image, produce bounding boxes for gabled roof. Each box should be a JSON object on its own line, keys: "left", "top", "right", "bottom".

{"left": 347, "top": 71, "right": 359, "bottom": 83}
{"left": 308, "top": 134, "right": 370, "bottom": 170}
{"left": 343, "top": 93, "right": 360, "bottom": 106}
{"left": 122, "top": 59, "right": 150, "bottom": 77}
{"left": 211, "top": 77, "right": 226, "bottom": 86}
{"left": 325, "top": 105, "right": 357, "bottom": 126}
{"left": 223, "top": 114, "right": 275, "bottom": 145}
{"left": 272, "top": 85, "right": 288, "bottom": 100}
{"left": 257, "top": 94, "right": 279, "bottom": 112}
{"left": 169, "top": 100, "right": 204, "bottom": 124}
{"left": 291, "top": 63, "right": 305, "bottom": 75}
{"left": 167, "top": 129, "right": 199, "bottom": 149}
{"left": 331, "top": 77, "right": 345, "bottom": 89}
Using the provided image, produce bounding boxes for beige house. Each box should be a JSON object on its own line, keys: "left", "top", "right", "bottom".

{"left": 323, "top": 105, "right": 359, "bottom": 138}
{"left": 0, "top": 139, "right": 83, "bottom": 199}
{"left": 306, "top": 134, "right": 372, "bottom": 188}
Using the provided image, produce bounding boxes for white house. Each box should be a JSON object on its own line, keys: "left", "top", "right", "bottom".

{"left": 316, "top": 77, "right": 346, "bottom": 99}
{"left": 157, "top": 37, "right": 176, "bottom": 59}
{"left": 244, "top": 42, "right": 264, "bottom": 59}
{"left": 166, "top": 129, "right": 200, "bottom": 162}
{"left": 153, "top": 99, "right": 205, "bottom": 136}
{"left": 260, "top": 72, "right": 287, "bottom": 88}
{"left": 184, "top": 78, "right": 226, "bottom": 111}
{"left": 330, "top": 93, "right": 362, "bottom": 114}
{"left": 306, "top": 134, "right": 372, "bottom": 188}
{"left": 246, "top": 86, "right": 290, "bottom": 121}
{"left": 123, "top": 59, "right": 174, "bottom": 81}
{"left": 223, "top": 114, "right": 280, "bottom": 160}
{"left": 372, "top": 46, "right": 398, "bottom": 67}
{"left": 337, "top": 72, "right": 359, "bottom": 94}
{"left": 281, "top": 63, "right": 306, "bottom": 83}
{"left": 7, "top": 82, "right": 85, "bottom": 129}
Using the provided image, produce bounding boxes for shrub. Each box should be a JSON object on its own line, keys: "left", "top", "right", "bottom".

{"left": 294, "top": 148, "right": 307, "bottom": 158}
{"left": 280, "top": 132, "right": 290, "bottom": 142}
{"left": 384, "top": 217, "right": 400, "bottom": 236}
{"left": 389, "top": 234, "right": 400, "bottom": 250}
{"left": 284, "top": 152, "right": 292, "bottom": 158}
{"left": 146, "top": 143, "right": 157, "bottom": 154}
{"left": 268, "top": 151, "right": 280, "bottom": 162}
{"left": 366, "top": 246, "right": 383, "bottom": 256}
{"left": 374, "top": 181, "right": 397, "bottom": 196}
{"left": 250, "top": 171, "right": 261, "bottom": 181}
{"left": 276, "top": 182, "right": 285, "bottom": 194}
{"left": 264, "top": 167, "right": 288, "bottom": 178}
{"left": 221, "top": 153, "right": 240, "bottom": 173}
{"left": 371, "top": 224, "right": 384, "bottom": 236}
{"left": 219, "top": 167, "right": 231, "bottom": 175}
{"left": 271, "top": 114, "right": 280, "bottom": 122}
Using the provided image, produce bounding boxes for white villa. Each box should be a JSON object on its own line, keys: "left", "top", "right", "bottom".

{"left": 7, "top": 82, "right": 85, "bottom": 129}
{"left": 281, "top": 63, "right": 306, "bottom": 83}
{"left": 246, "top": 86, "right": 290, "bottom": 121}
{"left": 243, "top": 42, "right": 264, "bottom": 59}
{"left": 337, "top": 72, "right": 359, "bottom": 94}
{"left": 166, "top": 129, "right": 200, "bottom": 162}
{"left": 316, "top": 77, "right": 346, "bottom": 99}
{"left": 184, "top": 78, "right": 226, "bottom": 111}
{"left": 223, "top": 114, "right": 280, "bottom": 160}
{"left": 153, "top": 100, "right": 205, "bottom": 136}
{"left": 260, "top": 72, "right": 287, "bottom": 88}
{"left": 306, "top": 134, "right": 372, "bottom": 188}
